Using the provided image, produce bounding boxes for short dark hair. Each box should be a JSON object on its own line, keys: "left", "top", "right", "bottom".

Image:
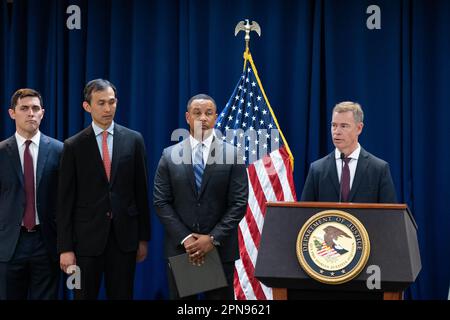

{"left": 10, "top": 88, "right": 43, "bottom": 109}
{"left": 186, "top": 94, "right": 217, "bottom": 112}
{"left": 83, "top": 79, "right": 117, "bottom": 103}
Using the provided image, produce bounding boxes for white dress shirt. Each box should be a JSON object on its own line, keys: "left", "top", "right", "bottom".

{"left": 189, "top": 133, "right": 214, "bottom": 165}
{"left": 15, "top": 131, "right": 41, "bottom": 226}
{"left": 334, "top": 144, "right": 361, "bottom": 189}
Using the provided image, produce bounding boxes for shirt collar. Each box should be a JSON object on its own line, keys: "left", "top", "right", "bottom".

{"left": 15, "top": 130, "right": 41, "bottom": 148}
{"left": 335, "top": 143, "right": 361, "bottom": 160}
{"left": 92, "top": 121, "right": 114, "bottom": 136}
{"left": 189, "top": 132, "right": 214, "bottom": 151}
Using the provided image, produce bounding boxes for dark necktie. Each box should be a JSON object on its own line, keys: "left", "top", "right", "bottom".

{"left": 193, "top": 143, "right": 204, "bottom": 191}
{"left": 23, "top": 140, "right": 36, "bottom": 230}
{"left": 341, "top": 157, "right": 351, "bottom": 202}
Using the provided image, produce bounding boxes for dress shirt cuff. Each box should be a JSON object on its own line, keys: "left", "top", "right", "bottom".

{"left": 181, "top": 234, "right": 194, "bottom": 245}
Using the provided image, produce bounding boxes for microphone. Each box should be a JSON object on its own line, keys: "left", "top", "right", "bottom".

{"left": 338, "top": 152, "right": 345, "bottom": 202}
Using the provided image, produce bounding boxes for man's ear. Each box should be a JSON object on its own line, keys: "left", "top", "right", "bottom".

{"left": 357, "top": 122, "right": 364, "bottom": 135}
{"left": 185, "top": 111, "right": 190, "bottom": 125}
{"left": 8, "top": 108, "right": 15, "bottom": 120}
{"left": 82, "top": 101, "right": 91, "bottom": 113}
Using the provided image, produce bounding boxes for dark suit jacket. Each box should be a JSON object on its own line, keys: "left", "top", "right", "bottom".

{"left": 0, "top": 133, "right": 63, "bottom": 262}
{"left": 57, "top": 124, "right": 150, "bottom": 256}
{"left": 300, "top": 148, "right": 397, "bottom": 203}
{"left": 153, "top": 137, "right": 248, "bottom": 263}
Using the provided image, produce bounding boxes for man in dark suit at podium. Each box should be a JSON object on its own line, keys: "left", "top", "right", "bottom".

{"left": 298, "top": 101, "right": 397, "bottom": 300}
{"left": 301, "top": 101, "right": 397, "bottom": 203}
{"left": 153, "top": 94, "right": 248, "bottom": 300}
{"left": 57, "top": 79, "right": 150, "bottom": 300}
{"left": 0, "top": 88, "right": 63, "bottom": 299}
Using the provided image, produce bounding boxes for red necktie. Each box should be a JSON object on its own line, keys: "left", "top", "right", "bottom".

{"left": 341, "top": 157, "right": 351, "bottom": 202}
{"left": 23, "top": 140, "right": 36, "bottom": 230}
{"left": 102, "top": 131, "right": 111, "bottom": 181}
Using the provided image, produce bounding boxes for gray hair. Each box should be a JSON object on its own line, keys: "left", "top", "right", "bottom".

{"left": 333, "top": 101, "right": 364, "bottom": 123}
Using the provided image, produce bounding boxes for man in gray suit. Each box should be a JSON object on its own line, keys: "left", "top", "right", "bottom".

{"left": 301, "top": 101, "right": 397, "bottom": 203}
{"left": 0, "top": 88, "right": 63, "bottom": 299}
{"left": 153, "top": 94, "right": 248, "bottom": 300}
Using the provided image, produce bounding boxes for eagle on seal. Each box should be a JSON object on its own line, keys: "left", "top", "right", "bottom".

{"left": 323, "top": 226, "right": 351, "bottom": 254}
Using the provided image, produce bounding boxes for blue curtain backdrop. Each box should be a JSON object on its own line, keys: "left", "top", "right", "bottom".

{"left": 1, "top": 0, "right": 449, "bottom": 300}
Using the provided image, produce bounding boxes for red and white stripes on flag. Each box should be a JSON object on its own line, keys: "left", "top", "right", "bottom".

{"left": 234, "top": 146, "right": 296, "bottom": 300}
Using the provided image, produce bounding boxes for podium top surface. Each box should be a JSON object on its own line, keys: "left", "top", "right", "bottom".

{"left": 267, "top": 202, "right": 416, "bottom": 230}
{"left": 267, "top": 202, "right": 408, "bottom": 210}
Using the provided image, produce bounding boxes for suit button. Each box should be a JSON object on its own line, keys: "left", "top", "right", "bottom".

{"left": 106, "top": 212, "right": 111, "bottom": 218}
{"left": 197, "top": 203, "right": 201, "bottom": 207}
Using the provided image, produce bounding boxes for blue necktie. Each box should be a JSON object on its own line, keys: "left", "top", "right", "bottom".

{"left": 193, "top": 143, "right": 204, "bottom": 191}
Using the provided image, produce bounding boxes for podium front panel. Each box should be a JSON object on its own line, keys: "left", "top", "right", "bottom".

{"left": 254, "top": 204, "right": 421, "bottom": 292}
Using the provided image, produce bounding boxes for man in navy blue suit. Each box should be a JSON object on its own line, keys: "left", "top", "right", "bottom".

{"left": 301, "top": 101, "right": 397, "bottom": 203}
{"left": 0, "top": 88, "right": 63, "bottom": 299}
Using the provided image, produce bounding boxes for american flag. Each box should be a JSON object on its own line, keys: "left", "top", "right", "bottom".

{"left": 317, "top": 243, "right": 340, "bottom": 258}
{"left": 215, "top": 51, "right": 297, "bottom": 300}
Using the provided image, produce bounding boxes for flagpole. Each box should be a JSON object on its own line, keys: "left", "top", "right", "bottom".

{"left": 245, "top": 51, "right": 295, "bottom": 170}
{"left": 235, "top": 19, "right": 295, "bottom": 170}
{"left": 230, "top": 20, "right": 298, "bottom": 300}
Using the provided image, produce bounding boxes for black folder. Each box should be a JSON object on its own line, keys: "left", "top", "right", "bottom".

{"left": 168, "top": 247, "right": 227, "bottom": 298}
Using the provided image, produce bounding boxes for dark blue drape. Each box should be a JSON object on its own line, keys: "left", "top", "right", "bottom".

{"left": 1, "top": 0, "right": 449, "bottom": 300}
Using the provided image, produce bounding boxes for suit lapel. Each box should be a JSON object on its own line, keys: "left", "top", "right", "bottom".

{"left": 181, "top": 139, "right": 198, "bottom": 197}
{"left": 36, "top": 134, "right": 50, "bottom": 190}
{"left": 325, "top": 152, "right": 340, "bottom": 198}
{"left": 85, "top": 126, "right": 109, "bottom": 184}
{"left": 5, "top": 136, "right": 24, "bottom": 187}
{"left": 349, "top": 148, "right": 369, "bottom": 202}
{"left": 110, "top": 124, "right": 122, "bottom": 185}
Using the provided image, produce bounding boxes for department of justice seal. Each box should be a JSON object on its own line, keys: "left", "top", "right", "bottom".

{"left": 296, "top": 210, "right": 370, "bottom": 285}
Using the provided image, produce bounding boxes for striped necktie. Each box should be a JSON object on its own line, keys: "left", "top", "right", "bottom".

{"left": 193, "top": 143, "right": 204, "bottom": 191}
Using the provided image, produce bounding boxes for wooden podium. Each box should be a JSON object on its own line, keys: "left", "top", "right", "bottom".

{"left": 254, "top": 202, "right": 421, "bottom": 300}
